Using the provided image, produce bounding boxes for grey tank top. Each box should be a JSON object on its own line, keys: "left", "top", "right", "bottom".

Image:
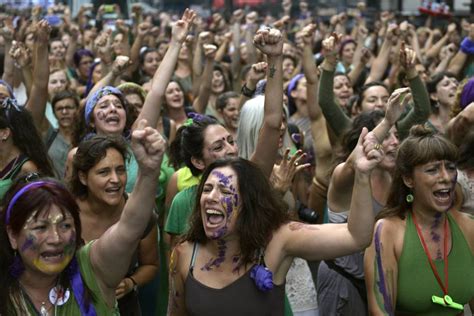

{"left": 327, "top": 198, "right": 384, "bottom": 279}
{"left": 185, "top": 243, "right": 285, "bottom": 316}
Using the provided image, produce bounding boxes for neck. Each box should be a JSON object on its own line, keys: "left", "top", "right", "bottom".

{"left": 82, "top": 195, "right": 124, "bottom": 220}
{"left": 0, "top": 145, "right": 20, "bottom": 168}
{"left": 176, "top": 60, "right": 190, "bottom": 72}
{"left": 436, "top": 103, "right": 451, "bottom": 123}
{"left": 167, "top": 108, "right": 187, "bottom": 124}
{"left": 58, "top": 126, "right": 74, "bottom": 143}
{"left": 209, "top": 236, "right": 240, "bottom": 258}
{"left": 412, "top": 205, "right": 447, "bottom": 230}
{"left": 293, "top": 101, "right": 308, "bottom": 118}
{"left": 19, "top": 272, "right": 57, "bottom": 293}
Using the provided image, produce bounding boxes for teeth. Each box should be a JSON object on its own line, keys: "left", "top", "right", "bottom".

{"left": 206, "top": 209, "right": 223, "bottom": 215}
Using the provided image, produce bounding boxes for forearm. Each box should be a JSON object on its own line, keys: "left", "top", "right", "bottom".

{"left": 348, "top": 171, "right": 373, "bottom": 249}
{"left": 425, "top": 35, "right": 448, "bottom": 59}
{"left": 245, "top": 28, "right": 257, "bottom": 65}
{"left": 192, "top": 41, "right": 203, "bottom": 77}
{"left": 129, "top": 35, "right": 145, "bottom": 74}
{"left": 397, "top": 75, "right": 431, "bottom": 140}
{"left": 26, "top": 41, "right": 49, "bottom": 124}
{"left": 433, "top": 55, "right": 451, "bottom": 74}
{"left": 318, "top": 67, "right": 352, "bottom": 136}
{"left": 215, "top": 40, "right": 229, "bottom": 63}
{"left": 367, "top": 39, "right": 391, "bottom": 83}
{"left": 348, "top": 62, "right": 365, "bottom": 87}
{"left": 2, "top": 43, "right": 14, "bottom": 84}
{"left": 446, "top": 50, "right": 468, "bottom": 76}
{"left": 21, "top": 65, "right": 33, "bottom": 95}
{"left": 192, "top": 56, "right": 213, "bottom": 113}
{"left": 65, "top": 37, "right": 77, "bottom": 68}
{"left": 86, "top": 71, "right": 117, "bottom": 98}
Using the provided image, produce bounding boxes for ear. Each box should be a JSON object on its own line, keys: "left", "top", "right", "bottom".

{"left": 78, "top": 171, "right": 87, "bottom": 186}
{"left": 402, "top": 174, "right": 414, "bottom": 189}
{"left": 6, "top": 227, "right": 18, "bottom": 250}
{"left": 290, "top": 89, "right": 298, "bottom": 99}
{"left": 0, "top": 128, "right": 11, "bottom": 141}
{"left": 430, "top": 92, "right": 438, "bottom": 102}
{"left": 191, "top": 156, "right": 206, "bottom": 172}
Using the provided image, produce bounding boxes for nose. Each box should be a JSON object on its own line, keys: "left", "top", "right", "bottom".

{"left": 439, "top": 164, "right": 452, "bottom": 183}
{"left": 225, "top": 141, "right": 238, "bottom": 157}
{"left": 109, "top": 170, "right": 120, "bottom": 183}
{"left": 375, "top": 98, "right": 385, "bottom": 109}
{"left": 47, "top": 226, "right": 62, "bottom": 244}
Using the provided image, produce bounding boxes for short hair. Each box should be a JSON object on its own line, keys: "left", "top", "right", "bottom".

{"left": 216, "top": 91, "right": 239, "bottom": 111}
{"left": 51, "top": 90, "right": 80, "bottom": 112}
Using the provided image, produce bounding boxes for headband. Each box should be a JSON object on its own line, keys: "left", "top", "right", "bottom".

{"left": 84, "top": 86, "right": 123, "bottom": 126}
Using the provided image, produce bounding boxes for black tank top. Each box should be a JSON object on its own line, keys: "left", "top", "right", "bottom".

{"left": 185, "top": 243, "right": 285, "bottom": 316}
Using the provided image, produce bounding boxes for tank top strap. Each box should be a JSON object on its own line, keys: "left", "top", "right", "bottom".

{"left": 189, "top": 242, "right": 199, "bottom": 273}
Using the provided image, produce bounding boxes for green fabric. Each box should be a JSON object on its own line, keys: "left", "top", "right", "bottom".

{"left": 284, "top": 294, "right": 294, "bottom": 316}
{"left": 318, "top": 69, "right": 352, "bottom": 137}
{"left": 319, "top": 69, "right": 431, "bottom": 140}
{"left": 395, "top": 75, "right": 431, "bottom": 140}
{"left": 164, "top": 185, "right": 198, "bottom": 235}
{"left": 24, "top": 242, "right": 119, "bottom": 315}
{"left": 396, "top": 212, "right": 474, "bottom": 315}
{"left": 156, "top": 154, "right": 175, "bottom": 215}
{"left": 125, "top": 148, "right": 139, "bottom": 194}
{"left": 176, "top": 166, "right": 200, "bottom": 192}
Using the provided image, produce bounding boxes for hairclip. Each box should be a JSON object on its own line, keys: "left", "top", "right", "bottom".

{"left": 188, "top": 112, "right": 206, "bottom": 122}
{"left": 183, "top": 118, "right": 194, "bottom": 127}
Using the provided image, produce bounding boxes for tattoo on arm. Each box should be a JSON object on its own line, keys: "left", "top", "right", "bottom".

{"left": 289, "top": 222, "right": 320, "bottom": 231}
{"left": 269, "top": 64, "right": 276, "bottom": 78}
{"left": 373, "top": 223, "right": 395, "bottom": 316}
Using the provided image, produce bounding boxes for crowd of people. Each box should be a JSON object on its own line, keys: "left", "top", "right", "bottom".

{"left": 0, "top": 1, "right": 473, "bottom": 315}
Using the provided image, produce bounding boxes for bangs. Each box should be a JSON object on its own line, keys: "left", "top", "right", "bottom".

{"left": 403, "top": 135, "right": 458, "bottom": 167}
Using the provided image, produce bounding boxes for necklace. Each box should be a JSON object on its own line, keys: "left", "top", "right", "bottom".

{"left": 412, "top": 212, "right": 463, "bottom": 311}
{"left": 18, "top": 281, "right": 68, "bottom": 316}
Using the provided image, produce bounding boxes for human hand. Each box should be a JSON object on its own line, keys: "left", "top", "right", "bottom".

{"left": 360, "top": 47, "right": 372, "bottom": 64}
{"left": 247, "top": 62, "right": 268, "bottom": 86}
{"left": 198, "top": 31, "right": 213, "bottom": 45}
{"left": 353, "top": 128, "right": 384, "bottom": 174}
{"left": 447, "top": 23, "right": 456, "bottom": 35}
{"left": 111, "top": 55, "right": 131, "bottom": 76}
{"left": 9, "top": 41, "right": 32, "bottom": 68}
{"left": 399, "top": 41, "right": 416, "bottom": 69}
{"left": 0, "top": 18, "right": 15, "bottom": 42}
{"left": 115, "top": 278, "right": 134, "bottom": 300}
{"left": 35, "top": 20, "right": 51, "bottom": 44}
{"left": 321, "top": 32, "right": 342, "bottom": 65}
{"left": 384, "top": 87, "right": 411, "bottom": 125}
{"left": 203, "top": 44, "right": 217, "bottom": 59}
{"left": 131, "top": 119, "right": 167, "bottom": 174}
{"left": 270, "top": 149, "right": 310, "bottom": 193}
{"left": 253, "top": 28, "right": 283, "bottom": 57}
{"left": 115, "top": 19, "right": 130, "bottom": 35}
{"left": 171, "top": 8, "right": 196, "bottom": 44}
{"left": 232, "top": 9, "right": 244, "bottom": 24}
{"left": 137, "top": 22, "right": 151, "bottom": 38}
{"left": 300, "top": 23, "right": 317, "bottom": 46}
{"left": 386, "top": 23, "right": 399, "bottom": 41}
{"left": 273, "top": 16, "right": 290, "bottom": 30}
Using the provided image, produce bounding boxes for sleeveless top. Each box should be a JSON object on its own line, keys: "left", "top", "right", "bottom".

{"left": 45, "top": 126, "right": 69, "bottom": 178}
{"left": 19, "top": 242, "right": 119, "bottom": 315}
{"left": 396, "top": 212, "right": 474, "bottom": 315}
{"left": 185, "top": 243, "right": 285, "bottom": 316}
{"left": 176, "top": 167, "right": 200, "bottom": 192}
{"left": 0, "top": 154, "right": 29, "bottom": 199}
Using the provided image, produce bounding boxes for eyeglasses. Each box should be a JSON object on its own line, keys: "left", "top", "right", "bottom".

{"left": 55, "top": 105, "right": 77, "bottom": 112}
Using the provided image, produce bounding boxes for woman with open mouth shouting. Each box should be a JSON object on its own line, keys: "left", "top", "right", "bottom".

{"left": 167, "top": 121, "right": 382, "bottom": 315}
{"left": 0, "top": 120, "right": 166, "bottom": 316}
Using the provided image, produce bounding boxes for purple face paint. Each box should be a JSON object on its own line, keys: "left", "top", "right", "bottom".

{"left": 374, "top": 223, "right": 394, "bottom": 315}
{"left": 201, "top": 239, "right": 228, "bottom": 271}
{"left": 20, "top": 234, "right": 37, "bottom": 252}
{"left": 212, "top": 170, "right": 232, "bottom": 187}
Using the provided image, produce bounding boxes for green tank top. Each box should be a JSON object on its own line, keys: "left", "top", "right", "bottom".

{"left": 396, "top": 212, "right": 474, "bottom": 315}
{"left": 176, "top": 166, "right": 200, "bottom": 192}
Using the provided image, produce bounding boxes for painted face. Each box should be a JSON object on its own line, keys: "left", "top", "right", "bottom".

{"left": 142, "top": 51, "right": 160, "bottom": 77}
{"left": 360, "top": 85, "right": 389, "bottom": 112}
{"left": 165, "top": 82, "right": 184, "bottom": 110}
{"left": 125, "top": 93, "right": 143, "bottom": 114}
{"left": 82, "top": 148, "right": 126, "bottom": 206}
{"left": 48, "top": 70, "right": 68, "bottom": 97}
{"left": 200, "top": 166, "right": 240, "bottom": 239}
{"left": 341, "top": 42, "right": 355, "bottom": 65}
{"left": 291, "top": 77, "right": 307, "bottom": 104}
{"left": 78, "top": 55, "right": 93, "bottom": 79}
{"left": 211, "top": 70, "right": 225, "bottom": 94}
{"left": 220, "top": 98, "right": 240, "bottom": 130}
{"left": 407, "top": 160, "right": 457, "bottom": 213}
{"left": 92, "top": 63, "right": 102, "bottom": 84}
{"left": 12, "top": 205, "right": 76, "bottom": 276}
{"left": 200, "top": 125, "right": 238, "bottom": 168}
{"left": 50, "top": 40, "right": 66, "bottom": 59}
{"left": 282, "top": 58, "right": 296, "bottom": 81}
{"left": 54, "top": 98, "right": 77, "bottom": 128}
{"left": 0, "top": 84, "right": 12, "bottom": 104}
{"left": 333, "top": 75, "right": 353, "bottom": 108}
{"left": 434, "top": 76, "right": 458, "bottom": 108}
{"left": 379, "top": 126, "right": 399, "bottom": 170}
{"left": 92, "top": 94, "right": 127, "bottom": 135}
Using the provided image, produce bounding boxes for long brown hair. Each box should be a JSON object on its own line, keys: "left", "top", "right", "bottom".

{"left": 184, "top": 158, "right": 289, "bottom": 265}
{"left": 377, "top": 125, "right": 458, "bottom": 220}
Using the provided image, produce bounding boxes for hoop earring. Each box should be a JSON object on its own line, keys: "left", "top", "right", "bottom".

{"left": 406, "top": 193, "right": 414, "bottom": 203}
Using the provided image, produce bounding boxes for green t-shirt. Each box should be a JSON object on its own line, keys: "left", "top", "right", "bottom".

{"left": 164, "top": 185, "right": 197, "bottom": 235}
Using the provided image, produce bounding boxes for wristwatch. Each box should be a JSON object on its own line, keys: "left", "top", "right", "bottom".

{"left": 241, "top": 83, "right": 256, "bottom": 98}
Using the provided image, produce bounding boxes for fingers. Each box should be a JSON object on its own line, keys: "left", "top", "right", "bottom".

{"left": 357, "top": 127, "right": 369, "bottom": 147}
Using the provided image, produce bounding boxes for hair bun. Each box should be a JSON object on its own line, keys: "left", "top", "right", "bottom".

{"left": 409, "top": 124, "right": 437, "bottom": 138}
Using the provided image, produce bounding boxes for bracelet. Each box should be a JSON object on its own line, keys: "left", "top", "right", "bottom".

{"left": 128, "top": 276, "right": 138, "bottom": 291}
{"left": 460, "top": 37, "right": 474, "bottom": 55}
{"left": 241, "top": 83, "right": 256, "bottom": 98}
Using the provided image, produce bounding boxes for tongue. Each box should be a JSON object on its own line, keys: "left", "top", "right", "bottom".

{"left": 209, "top": 214, "right": 224, "bottom": 225}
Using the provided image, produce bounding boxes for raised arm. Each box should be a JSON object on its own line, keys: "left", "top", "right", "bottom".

{"left": 129, "top": 22, "right": 152, "bottom": 74}
{"left": 425, "top": 23, "right": 456, "bottom": 60}
{"left": 90, "top": 120, "right": 165, "bottom": 296}
{"left": 279, "top": 127, "right": 380, "bottom": 261}
{"left": 9, "top": 41, "right": 33, "bottom": 97}
{"left": 365, "top": 23, "right": 398, "bottom": 84}
{"left": 396, "top": 45, "right": 431, "bottom": 140}
{"left": 447, "top": 23, "right": 474, "bottom": 76}
{"left": 192, "top": 44, "right": 216, "bottom": 114}
{"left": 238, "top": 62, "right": 267, "bottom": 109}
{"left": 65, "top": 25, "right": 79, "bottom": 68}
{"left": 1, "top": 18, "right": 15, "bottom": 86}
{"left": 318, "top": 33, "right": 352, "bottom": 137}
{"left": 25, "top": 20, "right": 50, "bottom": 131}
{"left": 301, "top": 24, "right": 320, "bottom": 120}
{"left": 135, "top": 9, "right": 196, "bottom": 130}
{"left": 85, "top": 55, "right": 131, "bottom": 98}
{"left": 249, "top": 28, "right": 284, "bottom": 178}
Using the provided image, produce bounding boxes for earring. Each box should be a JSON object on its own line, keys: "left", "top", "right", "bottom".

{"left": 9, "top": 251, "right": 24, "bottom": 278}
{"left": 406, "top": 193, "right": 414, "bottom": 203}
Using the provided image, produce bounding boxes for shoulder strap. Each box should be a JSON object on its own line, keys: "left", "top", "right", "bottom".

{"left": 189, "top": 243, "right": 199, "bottom": 272}
{"left": 45, "top": 128, "right": 59, "bottom": 151}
